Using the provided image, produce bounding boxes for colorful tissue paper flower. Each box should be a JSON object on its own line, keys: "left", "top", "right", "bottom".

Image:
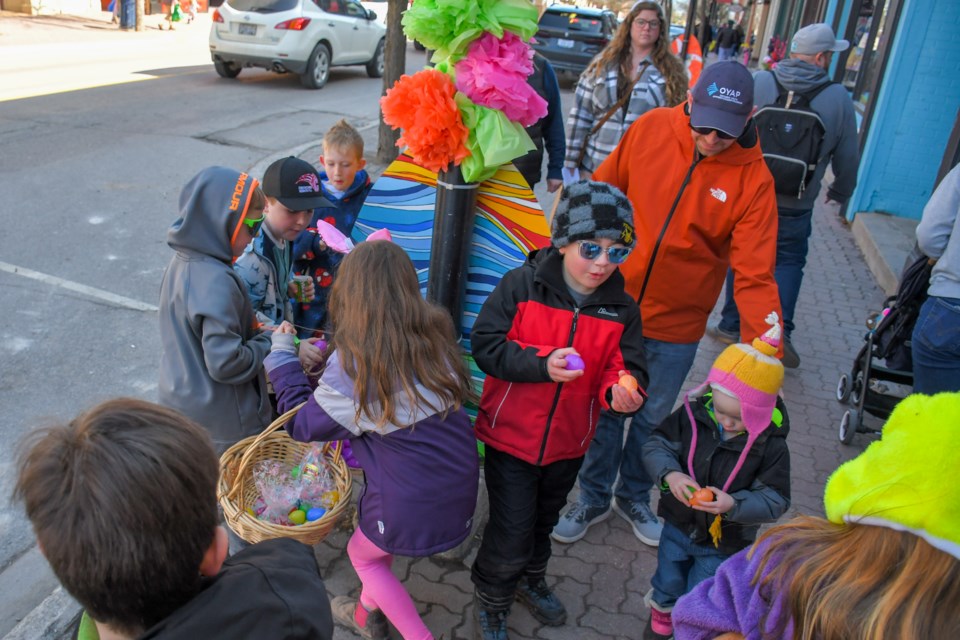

{"left": 402, "top": 0, "right": 539, "bottom": 64}
{"left": 380, "top": 69, "right": 471, "bottom": 174}
{"left": 456, "top": 94, "right": 535, "bottom": 183}
{"left": 455, "top": 32, "right": 547, "bottom": 127}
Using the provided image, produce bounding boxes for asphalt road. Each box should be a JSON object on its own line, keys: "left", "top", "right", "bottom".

{"left": 0, "top": 14, "right": 429, "bottom": 633}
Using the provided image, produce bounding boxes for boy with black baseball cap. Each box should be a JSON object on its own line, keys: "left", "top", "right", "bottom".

{"left": 235, "top": 156, "right": 332, "bottom": 330}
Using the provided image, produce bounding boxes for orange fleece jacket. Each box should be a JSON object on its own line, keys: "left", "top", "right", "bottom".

{"left": 594, "top": 103, "right": 781, "bottom": 345}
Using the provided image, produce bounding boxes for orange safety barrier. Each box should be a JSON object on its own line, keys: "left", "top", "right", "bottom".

{"left": 671, "top": 34, "right": 703, "bottom": 88}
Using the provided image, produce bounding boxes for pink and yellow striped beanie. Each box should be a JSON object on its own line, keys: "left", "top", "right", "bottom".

{"left": 684, "top": 312, "right": 784, "bottom": 491}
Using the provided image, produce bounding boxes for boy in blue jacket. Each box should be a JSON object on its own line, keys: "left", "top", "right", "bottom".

{"left": 292, "top": 119, "right": 374, "bottom": 339}
{"left": 235, "top": 156, "right": 331, "bottom": 329}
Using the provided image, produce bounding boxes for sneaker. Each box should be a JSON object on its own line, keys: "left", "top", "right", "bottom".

{"left": 330, "top": 596, "right": 389, "bottom": 640}
{"left": 550, "top": 501, "right": 612, "bottom": 543}
{"left": 706, "top": 325, "right": 738, "bottom": 345}
{"left": 612, "top": 497, "right": 662, "bottom": 546}
{"left": 782, "top": 337, "right": 800, "bottom": 369}
{"left": 643, "top": 607, "right": 673, "bottom": 639}
{"left": 515, "top": 578, "right": 567, "bottom": 626}
{"left": 474, "top": 603, "right": 509, "bottom": 640}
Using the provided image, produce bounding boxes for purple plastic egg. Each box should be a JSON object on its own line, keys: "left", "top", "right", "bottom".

{"left": 565, "top": 354, "right": 585, "bottom": 371}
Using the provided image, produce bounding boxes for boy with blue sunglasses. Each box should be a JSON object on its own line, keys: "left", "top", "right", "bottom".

{"left": 470, "top": 180, "right": 649, "bottom": 639}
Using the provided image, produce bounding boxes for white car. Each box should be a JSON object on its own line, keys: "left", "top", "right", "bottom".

{"left": 209, "top": 0, "right": 386, "bottom": 89}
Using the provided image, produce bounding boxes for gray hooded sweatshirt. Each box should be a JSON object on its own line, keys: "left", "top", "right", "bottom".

{"left": 918, "top": 163, "right": 960, "bottom": 299}
{"left": 754, "top": 58, "right": 860, "bottom": 210}
{"left": 158, "top": 166, "right": 273, "bottom": 453}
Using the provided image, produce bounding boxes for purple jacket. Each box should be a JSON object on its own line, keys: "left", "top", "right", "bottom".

{"left": 264, "top": 350, "right": 480, "bottom": 557}
{"left": 672, "top": 536, "right": 793, "bottom": 640}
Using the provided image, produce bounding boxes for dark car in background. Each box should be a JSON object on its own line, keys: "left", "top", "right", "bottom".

{"left": 532, "top": 4, "right": 618, "bottom": 78}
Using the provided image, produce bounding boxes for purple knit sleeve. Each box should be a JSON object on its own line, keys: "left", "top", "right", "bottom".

{"left": 672, "top": 538, "right": 793, "bottom": 640}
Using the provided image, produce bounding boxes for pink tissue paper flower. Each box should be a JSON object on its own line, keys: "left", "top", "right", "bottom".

{"left": 455, "top": 31, "right": 547, "bottom": 127}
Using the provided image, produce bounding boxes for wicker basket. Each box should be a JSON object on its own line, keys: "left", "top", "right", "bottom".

{"left": 218, "top": 403, "right": 352, "bottom": 545}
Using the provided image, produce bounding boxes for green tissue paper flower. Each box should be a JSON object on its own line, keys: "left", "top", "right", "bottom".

{"left": 402, "top": 0, "right": 538, "bottom": 64}
{"left": 456, "top": 94, "right": 535, "bottom": 183}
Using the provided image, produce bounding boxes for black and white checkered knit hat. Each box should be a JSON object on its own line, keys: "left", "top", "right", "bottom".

{"left": 551, "top": 181, "right": 635, "bottom": 249}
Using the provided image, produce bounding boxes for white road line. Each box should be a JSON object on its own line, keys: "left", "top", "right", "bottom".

{"left": 0, "top": 261, "right": 158, "bottom": 312}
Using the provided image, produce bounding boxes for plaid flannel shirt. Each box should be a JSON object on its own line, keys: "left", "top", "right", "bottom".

{"left": 564, "top": 57, "right": 667, "bottom": 173}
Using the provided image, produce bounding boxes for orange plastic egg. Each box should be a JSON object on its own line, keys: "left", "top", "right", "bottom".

{"left": 689, "top": 488, "right": 715, "bottom": 506}
{"left": 619, "top": 374, "right": 639, "bottom": 392}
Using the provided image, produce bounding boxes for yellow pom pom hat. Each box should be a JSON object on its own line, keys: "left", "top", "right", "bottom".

{"left": 824, "top": 392, "right": 960, "bottom": 559}
{"left": 683, "top": 312, "right": 785, "bottom": 492}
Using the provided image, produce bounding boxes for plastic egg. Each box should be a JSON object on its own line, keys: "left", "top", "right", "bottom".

{"left": 306, "top": 507, "right": 326, "bottom": 522}
{"left": 564, "top": 354, "right": 585, "bottom": 371}
{"left": 619, "top": 374, "right": 639, "bottom": 392}
{"left": 288, "top": 509, "right": 307, "bottom": 525}
{"left": 322, "top": 491, "right": 340, "bottom": 508}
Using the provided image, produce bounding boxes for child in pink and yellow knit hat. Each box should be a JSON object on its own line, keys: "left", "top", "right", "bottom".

{"left": 640, "top": 312, "right": 791, "bottom": 640}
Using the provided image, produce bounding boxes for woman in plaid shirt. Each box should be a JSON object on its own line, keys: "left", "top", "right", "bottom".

{"left": 564, "top": 2, "right": 687, "bottom": 180}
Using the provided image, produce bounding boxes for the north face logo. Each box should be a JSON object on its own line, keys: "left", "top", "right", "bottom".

{"left": 707, "top": 82, "right": 719, "bottom": 96}
{"left": 710, "top": 187, "right": 727, "bottom": 203}
{"left": 597, "top": 307, "right": 618, "bottom": 317}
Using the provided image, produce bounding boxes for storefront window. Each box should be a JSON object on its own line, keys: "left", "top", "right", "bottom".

{"left": 844, "top": 0, "right": 894, "bottom": 120}
{"left": 838, "top": 0, "right": 901, "bottom": 144}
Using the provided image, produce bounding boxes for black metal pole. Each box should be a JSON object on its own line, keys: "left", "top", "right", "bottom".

{"left": 427, "top": 165, "right": 479, "bottom": 328}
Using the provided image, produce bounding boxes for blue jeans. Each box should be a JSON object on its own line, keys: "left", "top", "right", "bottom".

{"left": 719, "top": 207, "right": 812, "bottom": 338}
{"left": 577, "top": 338, "right": 699, "bottom": 507}
{"left": 650, "top": 522, "right": 728, "bottom": 609}
{"left": 912, "top": 296, "right": 960, "bottom": 394}
{"left": 717, "top": 47, "right": 734, "bottom": 61}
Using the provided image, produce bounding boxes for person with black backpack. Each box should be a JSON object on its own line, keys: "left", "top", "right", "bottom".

{"left": 708, "top": 23, "right": 859, "bottom": 369}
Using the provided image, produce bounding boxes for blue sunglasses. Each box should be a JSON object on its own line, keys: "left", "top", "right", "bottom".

{"left": 577, "top": 241, "right": 632, "bottom": 264}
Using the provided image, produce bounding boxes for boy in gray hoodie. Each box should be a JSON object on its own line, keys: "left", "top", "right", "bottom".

{"left": 158, "top": 166, "right": 273, "bottom": 453}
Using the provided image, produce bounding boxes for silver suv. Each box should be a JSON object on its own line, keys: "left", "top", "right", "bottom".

{"left": 209, "top": 0, "right": 386, "bottom": 89}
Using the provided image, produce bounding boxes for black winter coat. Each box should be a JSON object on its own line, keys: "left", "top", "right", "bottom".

{"left": 642, "top": 394, "right": 791, "bottom": 555}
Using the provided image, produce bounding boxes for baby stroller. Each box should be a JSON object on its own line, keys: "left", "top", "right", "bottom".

{"left": 835, "top": 253, "right": 933, "bottom": 443}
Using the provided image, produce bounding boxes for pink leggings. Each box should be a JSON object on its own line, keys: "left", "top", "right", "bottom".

{"left": 347, "top": 528, "right": 433, "bottom": 640}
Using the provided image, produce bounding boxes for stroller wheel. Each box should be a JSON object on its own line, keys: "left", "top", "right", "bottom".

{"left": 839, "top": 409, "right": 860, "bottom": 444}
{"left": 836, "top": 374, "right": 851, "bottom": 403}
{"left": 850, "top": 372, "right": 864, "bottom": 406}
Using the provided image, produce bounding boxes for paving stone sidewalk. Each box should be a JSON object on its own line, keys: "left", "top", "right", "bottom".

{"left": 5, "top": 131, "right": 887, "bottom": 640}
{"left": 315, "top": 180, "right": 887, "bottom": 639}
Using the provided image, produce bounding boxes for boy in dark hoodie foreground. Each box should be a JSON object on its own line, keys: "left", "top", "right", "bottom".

{"left": 13, "top": 398, "right": 333, "bottom": 640}
{"left": 158, "top": 167, "right": 273, "bottom": 454}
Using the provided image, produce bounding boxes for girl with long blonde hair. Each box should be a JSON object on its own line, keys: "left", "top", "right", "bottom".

{"left": 564, "top": 1, "right": 688, "bottom": 180}
{"left": 265, "top": 240, "right": 480, "bottom": 640}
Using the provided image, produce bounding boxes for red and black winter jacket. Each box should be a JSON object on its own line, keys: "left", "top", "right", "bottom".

{"left": 472, "top": 247, "right": 649, "bottom": 466}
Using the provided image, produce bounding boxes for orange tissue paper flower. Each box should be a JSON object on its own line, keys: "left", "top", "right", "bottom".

{"left": 380, "top": 69, "right": 471, "bottom": 174}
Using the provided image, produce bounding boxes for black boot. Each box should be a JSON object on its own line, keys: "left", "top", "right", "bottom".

{"left": 473, "top": 592, "right": 510, "bottom": 640}
{"left": 515, "top": 577, "right": 567, "bottom": 625}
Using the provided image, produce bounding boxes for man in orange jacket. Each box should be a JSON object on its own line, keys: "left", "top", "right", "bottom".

{"left": 552, "top": 61, "right": 781, "bottom": 550}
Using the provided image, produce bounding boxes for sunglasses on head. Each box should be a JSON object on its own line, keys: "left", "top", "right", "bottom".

{"left": 689, "top": 124, "right": 738, "bottom": 140}
{"left": 577, "top": 241, "right": 632, "bottom": 264}
{"left": 241, "top": 212, "right": 264, "bottom": 235}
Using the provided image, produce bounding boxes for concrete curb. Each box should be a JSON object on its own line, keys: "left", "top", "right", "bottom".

{"left": 3, "top": 588, "right": 80, "bottom": 640}
{"left": 851, "top": 211, "right": 919, "bottom": 296}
